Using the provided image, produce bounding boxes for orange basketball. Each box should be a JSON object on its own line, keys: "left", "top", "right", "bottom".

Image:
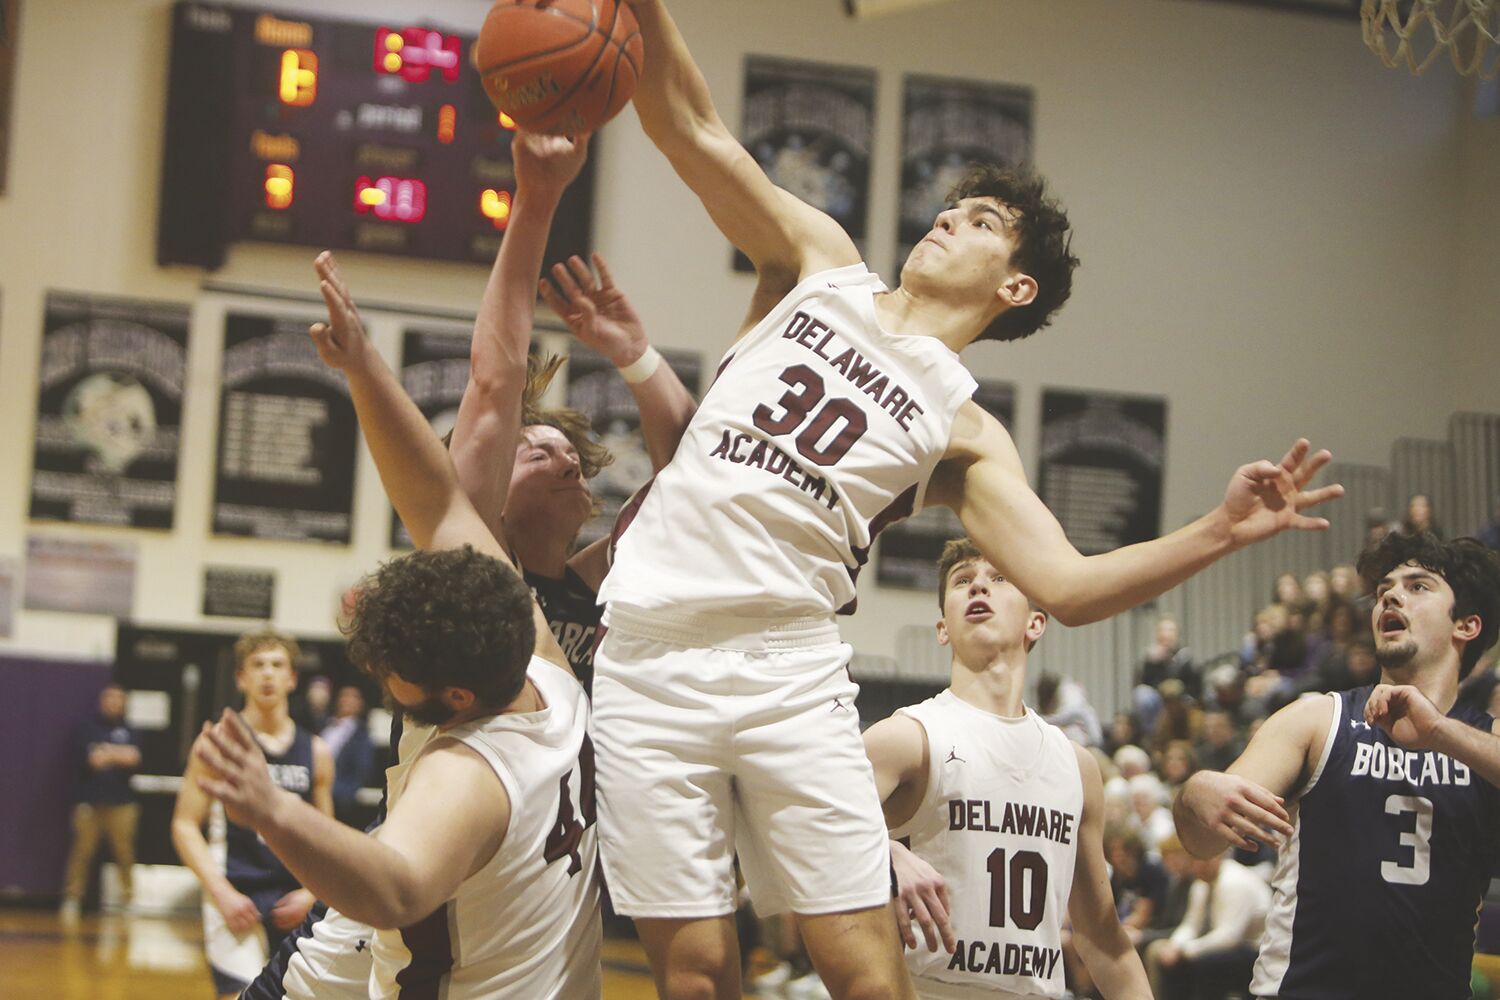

{"left": 475, "top": 0, "right": 643, "bottom": 135}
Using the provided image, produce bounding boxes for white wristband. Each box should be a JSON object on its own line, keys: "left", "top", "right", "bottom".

{"left": 617, "top": 345, "right": 662, "bottom": 385}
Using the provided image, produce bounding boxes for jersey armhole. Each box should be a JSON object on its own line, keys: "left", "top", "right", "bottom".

{"left": 1299, "top": 692, "right": 1342, "bottom": 798}
{"left": 888, "top": 709, "right": 939, "bottom": 842}
{"left": 423, "top": 733, "right": 524, "bottom": 826}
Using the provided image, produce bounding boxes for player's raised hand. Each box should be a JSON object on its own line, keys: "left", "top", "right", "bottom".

{"left": 1366, "top": 683, "right": 1448, "bottom": 751}
{"left": 540, "top": 253, "right": 649, "bottom": 367}
{"left": 1220, "top": 439, "right": 1344, "bottom": 548}
{"left": 1179, "top": 770, "right": 1293, "bottom": 853}
{"left": 512, "top": 129, "right": 591, "bottom": 197}
{"left": 193, "top": 709, "right": 284, "bottom": 830}
{"left": 309, "top": 251, "right": 374, "bottom": 373}
{"left": 891, "top": 839, "right": 956, "bottom": 954}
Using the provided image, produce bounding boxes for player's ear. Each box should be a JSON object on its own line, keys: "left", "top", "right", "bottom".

{"left": 998, "top": 273, "right": 1037, "bottom": 310}
{"left": 1026, "top": 609, "right": 1048, "bottom": 646}
{"left": 1454, "top": 614, "right": 1482, "bottom": 642}
{"left": 444, "top": 687, "right": 478, "bottom": 712}
{"left": 935, "top": 617, "right": 951, "bottom": 648}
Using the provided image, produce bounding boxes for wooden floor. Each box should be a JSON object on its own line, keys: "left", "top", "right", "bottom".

{"left": 0, "top": 908, "right": 755, "bottom": 999}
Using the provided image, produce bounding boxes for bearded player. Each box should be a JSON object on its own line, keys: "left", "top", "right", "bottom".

{"left": 1176, "top": 531, "right": 1500, "bottom": 999}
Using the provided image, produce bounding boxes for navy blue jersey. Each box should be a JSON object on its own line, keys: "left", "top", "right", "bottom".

{"left": 524, "top": 566, "right": 599, "bottom": 693}
{"left": 224, "top": 724, "right": 316, "bottom": 892}
{"left": 1254, "top": 686, "right": 1500, "bottom": 999}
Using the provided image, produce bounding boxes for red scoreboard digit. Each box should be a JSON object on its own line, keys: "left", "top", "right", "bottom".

{"left": 157, "top": 2, "right": 593, "bottom": 270}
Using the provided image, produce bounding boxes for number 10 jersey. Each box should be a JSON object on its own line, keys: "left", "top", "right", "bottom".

{"left": 891, "top": 692, "right": 1083, "bottom": 999}
{"left": 599, "top": 263, "right": 978, "bottom": 619}
{"left": 1252, "top": 685, "right": 1500, "bottom": 1000}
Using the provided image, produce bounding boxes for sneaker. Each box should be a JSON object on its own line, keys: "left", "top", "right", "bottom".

{"left": 746, "top": 960, "right": 793, "bottom": 995}
{"left": 784, "top": 971, "right": 832, "bottom": 1000}
{"left": 59, "top": 899, "right": 81, "bottom": 925}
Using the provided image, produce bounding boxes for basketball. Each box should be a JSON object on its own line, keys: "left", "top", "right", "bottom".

{"left": 475, "top": 0, "right": 644, "bottom": 135}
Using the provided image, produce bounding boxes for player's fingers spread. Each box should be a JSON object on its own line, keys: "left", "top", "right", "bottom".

{"left": 591, "top": 252, "right": 615, "bottom": 287}
{"left": 1299, "top": 484, "right": 1345, "bottom": 509}
{"left": 1291, "top": 515, "right": 1331, "bottom": 532}
{"left": 1297, "top": 448, "right": 1333, "bottom": 482}
{"left": 1279, "top": 438, "right": 1310, "bottom": 471}
{"left": 566, "top": 254, "right": 595, "bottom": 289}
{"left": 550, "top": 261, "right": 583, "bottom": 298}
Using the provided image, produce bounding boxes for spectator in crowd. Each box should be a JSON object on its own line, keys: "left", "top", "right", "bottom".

{"left": 1129, "top": 772, "right": 1175, "bottom": 853}
{"left": 1301, "top": 570, "right": 1333, "bottom": 631}
{"left": 60, "top": 682, "right": 143, "bottom": 922}
{"left": 1364, "top": 506, "right": 1399, "bottom": 548}
{"left": 1144, "top": 849, "right": 1271, "bottom": 1000}
{"left": 1036, "top": 671, "right": 1103, "bottom": 747}
{"left": 321, "top": 685, "right": 375, "bottom": 827}
{"left": 1203, "top": 662, "right": 1251, "bottom": 724}
{"left": 1142, "top": 835, "right": 1195, "bottom": 951}
{"left": 1402, "top": 491, "right": 1442, "bottom": 538}
{"left": 1063, "top": 824, "right": 1168, "bottom": 995}
{"left": 298, "top": 676, "right": 332, "bottom": 734}
{"left": 1139, "top": 615, "right": 1199, "bottom": 695}
{"left": 1104, "top": 710, "right": 1141, "bottom": 757}
{"left": 1267, "top": 573, "right": 1305, "bottom": 617}
{"left": 1160, "top": 739, "right": 1198, "bottom": 794}
{"left": 1194, "top": 709, "right": 1243, "bottom": 773}
{"left": 1328, "top": 562, "right": 1361, "bottom": 603}
{"left": 1150, "top": 678, "right": 1202, "bottom": 757}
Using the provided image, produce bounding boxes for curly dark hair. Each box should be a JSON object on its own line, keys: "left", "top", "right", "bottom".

{"left": 344, "top": 546, "right": 536, "bottom": 707}
{"left": 947, "top": 165, "right": 1079, "bottom": 342}
{"left": 1356, "top": 531, "right": 1500, "bottom": 679}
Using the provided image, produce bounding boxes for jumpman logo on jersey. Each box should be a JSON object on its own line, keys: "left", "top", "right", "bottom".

{"left": 355, "top": 939, "right": 368, "bottom": 953}
{"left": 831, "top": 696, "right": 850, "bottom": 713}
{"left": 945, "top": 747, "right": 966, "bottom": 765}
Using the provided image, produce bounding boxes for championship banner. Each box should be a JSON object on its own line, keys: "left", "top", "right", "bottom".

{"left": 875, "top": 379, "right": 1015, "bottom": 591}
{"left": 565, "top": 345, "right": 702, "bottom": 546}
{"left": 202, "top": 566, "right": 275, "bottom": 620}
{"left": 29, "top": 291, "right": 189, "bottom": 529}
{"left": 391, "top": 328, "right": 473, "bottom": 548}
{"left": 896, "top": 75, "right": 1032, "bottom": 277}
{"left": 1038, "top": 389, "right": 1167, "bottom": 556}
{"left": 23, "top": 535, "right": 138, "bottom": 618}
{"left": 737, "top": 55, "right": 876, "bottom": 272}
{"left": 212, "top": 310, "right": 358, "bottom": 543}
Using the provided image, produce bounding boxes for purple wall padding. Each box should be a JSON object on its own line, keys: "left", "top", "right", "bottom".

{"left": 0, "top": 654, "right": 111, "bottom": 896}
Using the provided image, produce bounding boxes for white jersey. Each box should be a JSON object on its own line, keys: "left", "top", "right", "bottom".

{"left": 600, "top": 263, "right": 978, "bottom": 618}
{"left": 892, "top": 692, "right": 1083, "bottom": 999}
{"left": 370, "top": 657, "right": 602, "bottom": 1000}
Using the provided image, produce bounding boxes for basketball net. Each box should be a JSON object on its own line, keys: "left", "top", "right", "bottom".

{"left": 1362, "top": 0, "right": 1500, "bottom": 78}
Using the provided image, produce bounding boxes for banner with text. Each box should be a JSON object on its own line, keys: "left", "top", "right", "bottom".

{"left": 212, "top": 311, "right": 358, "bottom": 543}
{"left": 1038, "top": 389, "right": 1167, "bottom": 555}
{"left": 30, "top": 292, "right": 189, "bottom": 529}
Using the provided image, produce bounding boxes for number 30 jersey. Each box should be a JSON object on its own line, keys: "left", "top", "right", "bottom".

{"left": 891, "top": 692, "right": 1083, "bottom": 999}
{"left": 1253, "top": 686, "right": 1500, "bottom": 1000}
{"left": 599, "top": 263, "right": 978, "bottom": 619}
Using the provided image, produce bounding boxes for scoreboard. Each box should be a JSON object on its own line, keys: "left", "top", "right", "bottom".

{"left": 157, "top": 2, "right": 594, "bottom": 269}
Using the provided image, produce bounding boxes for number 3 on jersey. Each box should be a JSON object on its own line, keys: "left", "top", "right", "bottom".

{"left": 544, "top": 735, "right": 596, "bottom": 876}
{"left": 1381, "top": 793, "right": 1432, "bottom": 886}
{"left": 752, "top": 364, "right": 867, "bottom": 467}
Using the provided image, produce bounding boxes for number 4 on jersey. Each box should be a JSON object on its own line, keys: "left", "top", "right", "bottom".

{"left": 544, "top": 735, "right": 596, "bottom": 876}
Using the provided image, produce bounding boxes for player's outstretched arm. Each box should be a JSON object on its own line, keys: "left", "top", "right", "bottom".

{"left": 450, "top": 132, "right": 590, "bottom": 540}
{"left": 1066, "top": 746, "right": 1152, "bottom": 1000}
{"left": 932, "top": 408, "right": 1343, "bottom": 626}
{"left": 1174, "top": 695, "right": 1329, "bottom": 858}
{"left": 1367, "top": 683, "right": 1500, "bottom": 788}
{"left": 310, "top": 253, "right": 507, "bottom": 563}
{"left": 310, "top": 255, "right": 572, "bottom": 674}
{"left": 193, "top": 710, "right": 507, "bottom": 930}
{"left": 620, "top": 0, "right": 857, "bottom": 281}
{"left": 541, "top": 252, "right": 696, "bottom": 471}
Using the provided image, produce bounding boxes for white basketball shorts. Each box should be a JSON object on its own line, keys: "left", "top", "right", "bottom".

{"left": 591, "top": 604, "right": 891, "bottom": 919}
